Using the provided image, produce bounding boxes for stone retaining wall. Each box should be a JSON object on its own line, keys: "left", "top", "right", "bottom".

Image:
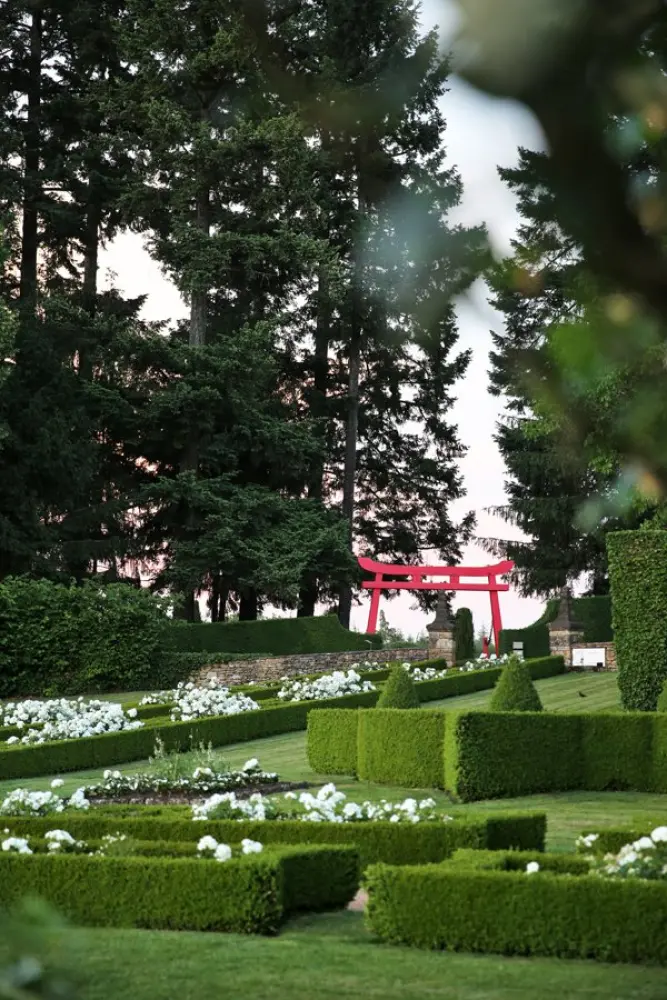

{"left": 193, "top": 646, "right": 427, "bottom": 687}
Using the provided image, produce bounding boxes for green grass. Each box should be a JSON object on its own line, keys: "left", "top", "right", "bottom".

{"left": 29, "top": 913, "right": 667, "bottom": 1000}
{"left": 427, "top": 670, "right": 620, "bottom": 713}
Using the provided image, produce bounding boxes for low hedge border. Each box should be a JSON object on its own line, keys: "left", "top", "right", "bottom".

{"left": 364, "top": 861, "right": 667, "bottom": 963}
{"left": 357, "top": 710, "right": 445, "bottom": 788}
{"left": 1, "top": 812, "right": 546, "bottom": 871}
{"left": 0, "top": 844, "right": 358, "bottom": 934}
{"left": 444, "top": 848, "right": 590, "bottom": 875}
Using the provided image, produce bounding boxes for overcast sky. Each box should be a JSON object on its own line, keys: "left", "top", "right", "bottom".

{"left": 99, "top": 0, "right": 550, "bottom": 639}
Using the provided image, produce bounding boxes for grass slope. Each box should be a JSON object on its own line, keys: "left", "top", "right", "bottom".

{"left": 35, "top": 913, "right": 667, "bottom": 1000}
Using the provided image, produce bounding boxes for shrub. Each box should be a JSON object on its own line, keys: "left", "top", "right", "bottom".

{"left": 445, "top": 711, "right": 581, "bottom": 801}
{"left": 574, "top": 596, "right": 613, "bottom": 642}
{"left": 357, "top": 710, "right": 445, "bottom": 788}
{"left": 607, "top": 530, "right": 667, "bottom": 710}
{"left": 453, "top": 608, "right": 475, "bottom": 663}
{"left": 0, "top": 578, "right": 171, "bottom": 698}
{"left": 488, "top": 656, "right": 543, "bottom": 712}
{"left": 0, "top": 844, "right": 358, "bottom": 933}
{"left": 364, "top": 862, "right": 667, "bottom": 963}
{"left": 445, "top": 848, "right": 589, "bottom": 875}
{"left": 376, "top": 666, "right": 420, "bottom": 709}
{"left": 581, "top": 713, "right": 652, "bottom": 791}
{"left": 166, "top": 616, "right": 382, "bottom": 656}
{"left": 307, "top": 709, "right": 359, "bottom": 775}
{"left": 3, "top": 812, "right": 546, "bottom": 871}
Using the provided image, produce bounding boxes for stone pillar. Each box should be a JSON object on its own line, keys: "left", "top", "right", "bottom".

{"left": 426, "top": 593, "right": 455, "bottom": 661}
{"left": 548, "top": 586, "right": 584, "bottom": 668}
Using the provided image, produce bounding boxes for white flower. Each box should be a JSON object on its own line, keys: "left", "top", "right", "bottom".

{"left": 6, "top": 737, "right": 19, "bottom": 745}
{"left": 2, "top": 836, "right": 32, "bottom": 854}
{"left": 651, "top": 826, "right": 667, "bottom": 844}
{"left": 243, "top": 758, "right": 259, "bottom": 772}
{"left": 213, "top": 843, "right": 232, "bottom": 862}
{"left": 525, "top": 862, "right": 540, "bottom": 874}
{"left": 633, "top": 837, "right": 655, "bottom": 852}
{"left": 50, "top": 779, "right": 64, "bottom": 789}
{"left": 197, "top": 835, "right": 218, "bottom": 853}
{"left": 127, "top": 708, "right": 138, "bottom": 719}
{"left": 241, "top": 839, "right": 263, "bottom": 854}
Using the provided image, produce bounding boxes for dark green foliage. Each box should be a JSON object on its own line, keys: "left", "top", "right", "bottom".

{"left": 4, "top": 813, "right": 546, "bottom": 872}
{"left": 444, "top": 711, "right": 667, "bottom": 801}
{"left": 357, "top": 710, "right": 445, "bottom": 788}
{"left": 0, "top": 845, "right": 358, "bottom": 934}
{"left": 657, "top": 679, "right": 667, "bottom": 712}
{"left": 307, "top": 709, "right": 359, "bottom": 775}
{"left": 376, "top": 666, "right": 420, "bottom": 709}
{"left": 0, "top": 691, "right": 380, "bottom": 781}
{"left": 166, "top": 618, "right": 381, "bottom": 655}
{"left": 607, "top": 531, "right": 667, "bottom": 710}
{"left": 498, "top": 600, "right": 558, "bottom": 657}
{"left": 488, "top": 656, "right": 543, "bottom": 713}
{"left": 364, "top": 863, "right": 667, "bottom": 962}
{"left": 0, "top": 578, "right": 170, "bottom": 697}
{"left": 453, "top": 608, "right": 475, "bottom": 662}
{"left": 574, "top": 596, "right": 613, "bottom": 641}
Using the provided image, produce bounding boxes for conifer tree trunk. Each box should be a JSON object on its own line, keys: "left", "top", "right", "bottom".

{"left": 19, "top": 2, "right": 42, "bottom": 309}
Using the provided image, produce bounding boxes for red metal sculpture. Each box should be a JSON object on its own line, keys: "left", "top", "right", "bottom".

{"left": 358, "top": 556, "right": 515, "bottom": 654}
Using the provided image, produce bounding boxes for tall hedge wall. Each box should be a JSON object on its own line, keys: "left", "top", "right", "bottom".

{"left": 499, "top": 595, "right": 613, "bottom": 657}
{"left": 166, "top": 615, "right": 382, "bottom": 655}
{"left": 607, "top": 530, "right": 667, "bottom": 710}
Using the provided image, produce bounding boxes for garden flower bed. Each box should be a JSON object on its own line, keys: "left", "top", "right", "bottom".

{"left": 1, "top": 806, "right": 546, "bottom": 870}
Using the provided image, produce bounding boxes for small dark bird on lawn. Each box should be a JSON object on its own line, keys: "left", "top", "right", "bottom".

{"left": 578, "top": 691, "right": 587, "bottom": 698}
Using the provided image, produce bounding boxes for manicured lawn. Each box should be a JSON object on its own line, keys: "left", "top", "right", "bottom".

{"left": 427, "top": 670, "right": 620, "bottom": 713}
{"left": 31, "top": 913, "right": 667, "bottom": 1000}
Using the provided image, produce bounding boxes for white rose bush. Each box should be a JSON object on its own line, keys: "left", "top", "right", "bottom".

{"left": 169, "top": 681, "right": 259, "bottom": 721}
{"left": 193, "top": 783, "right": 451, "bottom": 824}
{"left": 276, "top": 669, "right": 375, "bottom": 702}
{"left": 84, "top": 758, "right": 278, "bottom": 799}
{"left": 588, "top": 826, "right": 667, "bottom": 881}
{"left": 0, "top": 786, "right": 90, "bottom": 817}
{"left": 2, "top": 697, "right": 144, "bottom": 745}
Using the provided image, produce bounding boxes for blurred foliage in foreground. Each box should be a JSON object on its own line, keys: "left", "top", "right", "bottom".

{"left": 0, "top": 899, "right": 75, "bottom": 1000}
{"left": 452, "top": 0, "right": 667, "bottom": 518}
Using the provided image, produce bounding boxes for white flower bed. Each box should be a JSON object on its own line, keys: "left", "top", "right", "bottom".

{"left": 0, "top": 829, "right": 265, "bottom": 862}
{"left": 0, "top": 785, "right": 90, "bottom": 817}
{"left": 276, "top": 669, "right": 375, "bottom": 702}
{"left": 169, "top": 681, "right": 259, "bottom": 721}
{"left": 139, "top": 690, "right": 173, "bottom": 706}
{"left": 84, "top": 758, "right": 277, "bottom": 798}
{"left": 587, "top": 826, "right": 667, "bottom": 880}
{"left": 2, "top": 697, "right": 143, "bottom": 746}
{"left": 460, "top": 654, "right": 511, "bottom": 672}
{"left": 193, "top": 783, "right": 451, "bottom": 824}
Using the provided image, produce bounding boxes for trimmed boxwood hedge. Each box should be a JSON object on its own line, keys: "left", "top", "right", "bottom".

{"left": 364, "top": 862, "right": 667, "bottom": 963}
{"left": 607, "top": 530, "right": 667, "bottom": 711}
{"left": 357, "top": 709, "right": 445, "bottom": 788}
{"left": 166, "top": 616, "right": 382, "bottom": 655}
{"left": 444, "top": 848, "right": 590, "bottom": 875}
{"left": 445, "top": 710, "right": 667, "bottom": 801}
{"left": 2, "top": 812, "right": 546, "bottom": 872}
{"left": 307, "top": 708, "right": 359, "bottom": 775}
{"left": 0, "top": 844, "right": 358, "bottom": 933}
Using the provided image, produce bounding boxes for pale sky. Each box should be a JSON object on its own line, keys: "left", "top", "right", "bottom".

{"left": 99, "top": 0, "right": 550, "bottom": 640}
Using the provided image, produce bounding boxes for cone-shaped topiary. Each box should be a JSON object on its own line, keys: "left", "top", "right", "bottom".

{"left": 489, "top": 655, "right": 543, "bottom": 712}
{"left": 377, "top": 665, "right": 421, "bottom": 709}
{"left": 658, "top": 679, "right": 667, "bottom": 712}
{"left": 454, "top": 607, "right": 475, "bottom": 662}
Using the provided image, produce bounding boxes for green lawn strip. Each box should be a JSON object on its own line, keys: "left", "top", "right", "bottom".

{"left": 426, "top": 671, "right": 620, "bottom": 713}
{"left": 27, "top": 915, "right": 667, "bottom": 1000}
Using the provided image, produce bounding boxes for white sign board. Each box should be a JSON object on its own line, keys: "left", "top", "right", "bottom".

{"left": 512, "top": 642, "right": 524, "bottom": 659}
{"left": 572, "top": 647, "right": 606, "bottom": 669}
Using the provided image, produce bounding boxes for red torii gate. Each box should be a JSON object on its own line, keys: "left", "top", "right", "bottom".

{"left": 358, "top": 556, "right": 515, "bottom": 654}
